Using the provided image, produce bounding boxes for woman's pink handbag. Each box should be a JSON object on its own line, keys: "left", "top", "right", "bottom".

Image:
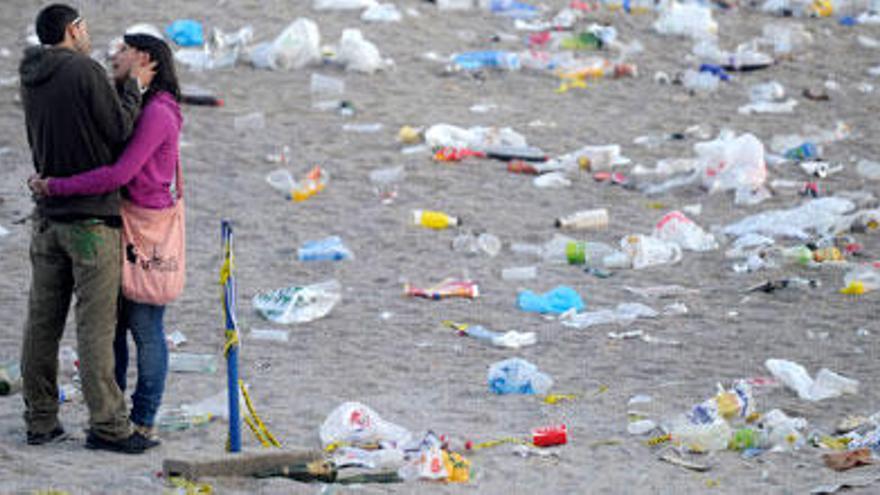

{"left": 120, "top": 162, "right": 185, "bottom": 305}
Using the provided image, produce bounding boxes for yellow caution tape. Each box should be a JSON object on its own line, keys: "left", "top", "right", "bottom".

{"left": 646, "top": 433, "right": 672, "bottom": 446}
{"left": 543, "top": 393, "right": 577, "bottom": 405}
{"left": 167, "top": 476, "right": 212, "bottom": 495}
{"left": 468, "top": 437, "right": 530, "bottom": 451}
{"left": 240, "top": 380, "right": 281, "bottom": 448}
{"left": 223, "top": 329, "right": 239, "bottom": 358}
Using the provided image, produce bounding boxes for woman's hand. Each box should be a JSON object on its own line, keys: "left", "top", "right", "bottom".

{"left": 27, "top": 174, "right": 50, "bottom": 197}
{"left": 130, "top": 54, "right": 157, "bottom": 91}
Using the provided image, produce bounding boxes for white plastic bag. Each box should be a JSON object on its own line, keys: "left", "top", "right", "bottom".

{"left": 620, "top": 234, "right": 682, "bottom": 270}
{"left": 252, "top": 280, "right": 341, "bottom": 324}
{"left": 424, "top": 124, "right": 528, "bottom": 149}
{"left": 337, "top": 29, "right": 384, "bottom": 73}
{"left": 250, "top": 18, "right": 320, "bottom": 70}
{"left": 561, "top": 302, "right": 658, "bottom": 329}
{"left": 724, "top": 197, "right": 856, "bottom": 240}
{"left": 653, "top": 2, "right": 717, "bottom": 40}
{"left": 314, "top": 0, "right": 377, "bottom": 9}
{"left": 362, "top": 3, "right": 402, "bottom": 22}
{"left": 695, "top": 132, "right": 767, "bottom": 196}
{"left": 765, "top": 359, "right": 859, "bottom": 401}
{"left": 654, "top": 211, "right": 718, "bottom": 251}
{"left": 319, "top": 402, "right": 412, "bottom": 448}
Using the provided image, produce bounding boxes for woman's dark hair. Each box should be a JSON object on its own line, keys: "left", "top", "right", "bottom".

{"left": 123, "top": 33, "right": 181, "bottom": 104}
{"left": 36, "top": 4, "right": 79, "bottom": 45}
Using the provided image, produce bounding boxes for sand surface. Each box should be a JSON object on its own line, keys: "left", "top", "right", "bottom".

{"left": 2, "top": 0, "right": 880, "bottom": 493}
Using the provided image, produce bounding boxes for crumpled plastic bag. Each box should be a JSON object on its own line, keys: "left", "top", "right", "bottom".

{"left": 362, "top": 3, "right": 402, "bottom": 22}
{"left": 560, "top": 302, "right": 658, "bottom": 329}
{"left": 487, "top": 358, "right": 553, "bottom": 395}
{"left": 337, "top": 29, "right": 385, "bottom": 73}
{"left": 694, "top": 132, "right": 768, "bottom": 203}
{"left": 765, "top": 359, "right": 859, "bottom": 401}
{"left": 654, "top": 211, "right": 718, "bottom": 252}
{"left": 620, "top": 234, "right": 683, "bottom": 269}
{"left": 424, "top": 124, "right": 528, "bottom": 150}
{"left": 314, "top": 0, "right": 377, "bottom": 9}
{"left": 319, "top": 401, "right": 412, "bottom": 448}
{"left": 517, "top": 285, "right": 584, "bottom": 314}
{"left": 654, "top": 2, "right": 717, "bottom": 40}
{"left": 723, "top": 197, "right": 856, "bottom": 240}
{"left": 248, "top": 18, "right": 321, "bottom": 70}
{"left": 166, "top": 19, "right": 204, "bottom": 47}
{"left": 252, "top": 280, "right": 341, "bottom": 324}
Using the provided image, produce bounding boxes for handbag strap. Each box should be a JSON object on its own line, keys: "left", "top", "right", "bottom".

{"left": 173, "top": 159, "right": 184, "bottom": 200}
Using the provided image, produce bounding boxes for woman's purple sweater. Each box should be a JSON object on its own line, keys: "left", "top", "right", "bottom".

{"left": 48, "top": 91, "right": 182, "bottom": 209}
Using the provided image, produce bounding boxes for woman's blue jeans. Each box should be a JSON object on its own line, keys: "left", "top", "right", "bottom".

{"left": 114, "top": 297, "right": 168, "bottom": 428}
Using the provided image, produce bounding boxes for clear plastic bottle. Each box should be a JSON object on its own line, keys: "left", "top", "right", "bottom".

{"left": 298, "top": 236, "right": 353, "bottom": 261}
{"left": 452, "top": 51, "right": 521, "bottom": 71}
{"left": 58, "top": 383, "right": 79, "bottom": 403}
{"left": 155, "top": 407, "right": 215, "bottom": 431}
{"left": 842, "top": 264, "right": 880, "bottom": 294}
{"left": 541, "top": 234, "right": 617, "bottom": 266}
{"left": 555, "top": 208, "right": 610, "bottom": 230}
{"left": 168, "top": 353, "right": 218, "bottom": 373}
{"left": 501, "top": 265, "right": 537, "bottom": 280}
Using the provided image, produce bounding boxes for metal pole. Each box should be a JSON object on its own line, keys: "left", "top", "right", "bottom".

{"left": 221, "top": 220, "right": 241, "bottom": 452}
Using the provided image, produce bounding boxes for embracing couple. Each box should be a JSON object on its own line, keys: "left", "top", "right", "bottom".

{"left": 20, "top": 4, "right": 186, "bottom": 454}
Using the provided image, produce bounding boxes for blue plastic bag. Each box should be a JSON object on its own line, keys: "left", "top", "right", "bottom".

{"left": 517, "top": 286, "right": 584, "bottom": 314}
{"left": 166, "top": 20, "right": 204, "bottom": 47}
{"left": 488, "top": 358, "right": 553, "bottom": 395}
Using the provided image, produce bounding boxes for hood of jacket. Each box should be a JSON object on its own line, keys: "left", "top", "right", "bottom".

{"left": 19, "top": 46, "right": 77, "bottom": 87}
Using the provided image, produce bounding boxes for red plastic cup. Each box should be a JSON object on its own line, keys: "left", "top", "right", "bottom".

{"left": 532, "top": 424, "right": 567, "bottom": 447}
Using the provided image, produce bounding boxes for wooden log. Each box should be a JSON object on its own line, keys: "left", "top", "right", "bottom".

{"left": 163, "top": 450, "right": 325, "bottom": 481}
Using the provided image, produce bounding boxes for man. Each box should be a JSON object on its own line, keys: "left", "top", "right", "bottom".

{"left": 19, "top": 4, "right": 157, "bottom": 454}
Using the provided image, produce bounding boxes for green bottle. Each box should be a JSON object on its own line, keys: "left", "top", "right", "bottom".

{"left": 560, "top": 32, "right": 603, "bottom": 51}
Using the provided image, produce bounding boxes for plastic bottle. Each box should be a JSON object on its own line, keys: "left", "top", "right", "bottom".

{"left": 501, "top": 265, "right": 538, "bottom": 280}
{"left": 784, "top": 142, "right": 820, "bottom": 161}
{"left": 168, "top": 353, "right": 218, "bottom": 373}
{"left": 532, "top": 424, "right": 568, "bottom": 447}
{"left": 298, "top": 236, "right": 353, "bottom": 261}
{"left": 266, "top": 167, "right": 328, "bottom": 202}
{"left": 452, "top": 51, "right": 521, "bottom": 71}
{"left": 451, "top": 323, "right": 536, "bottom": 349}
{"left": 555, "top": 208, "right": 609, "bottom": 230}
{"left": 780, "top": 244, "right": 813, "bottom": 265}
{"left": 58, "top": 383, "right": 79, "bottom": 403}
{"left": 156, "top": 407, "right": 215, "bottom": 431}
{"left": 479, "top": 0, "right": 541, "bottom": 18}
{"left": 58, "top": 346, "right": 79, "bottom": 377}
{"left": 0, "top": 360, "right": 21, "bottom": 396}
{"left": 540, "top": 234, "right": 617, "bottom": 266}
{"left": 841, "top": 264, "right": 880, "bottom": 294}
{"left": 412, "top": 210, "right": 460, "bottom": 229}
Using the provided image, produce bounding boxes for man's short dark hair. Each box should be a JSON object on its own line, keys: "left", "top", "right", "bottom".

{"left": 35, "top": 4, "right": 80, "bottom": 46}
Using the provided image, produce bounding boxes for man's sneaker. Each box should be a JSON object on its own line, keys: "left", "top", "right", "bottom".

{"left": 85, "top": 431, "right": 159, "bottom": 454}
{"left": 26, "top": 426, "right": 66, "bottom": 445}
{"left": 133, "top": 424, "right": 160, "bottom": 444}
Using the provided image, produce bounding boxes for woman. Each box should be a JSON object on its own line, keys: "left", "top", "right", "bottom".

{"left": 30, "top": 33, "right": 183, "bottom": 441}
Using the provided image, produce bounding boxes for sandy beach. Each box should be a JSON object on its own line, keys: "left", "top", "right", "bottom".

{"left": 1, "top": 0, "right": 880, "bottom": 493}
